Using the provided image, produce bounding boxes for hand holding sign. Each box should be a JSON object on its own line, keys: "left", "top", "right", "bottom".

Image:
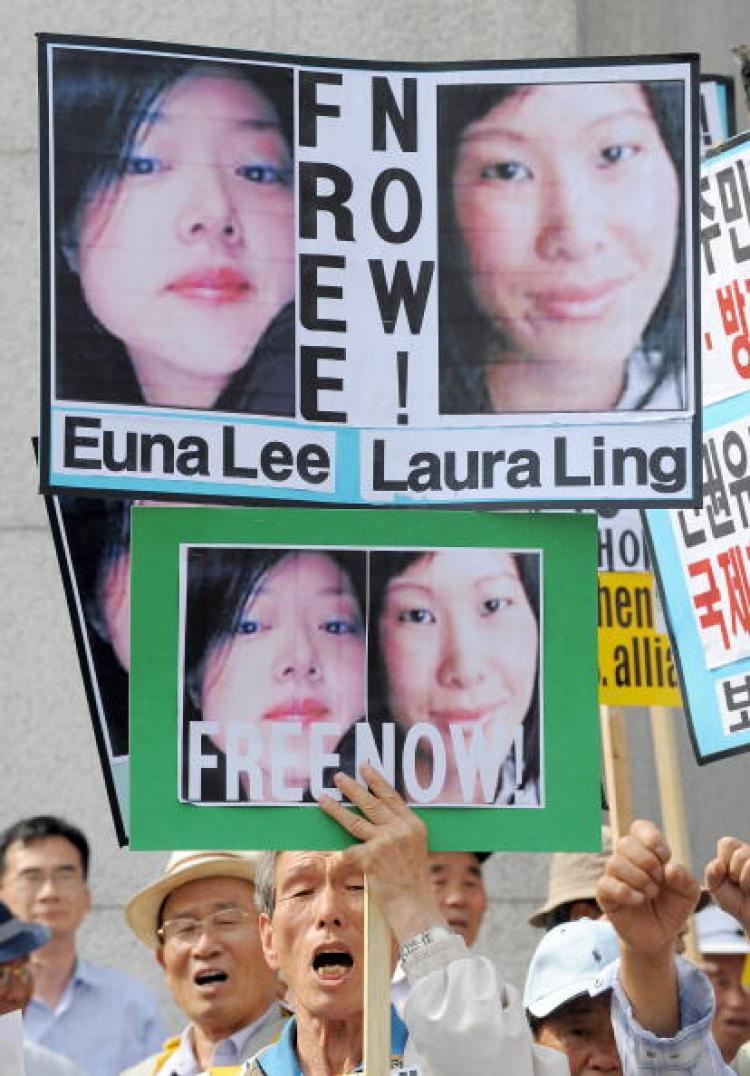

{"left": 705, "top": 836, "right": 750, "bottom": 937}
{"left": 320, "top": 764, "right": 445, "bottom": 944}
{"left": 320, "top": 764, "right": 448, "bottom": 1076}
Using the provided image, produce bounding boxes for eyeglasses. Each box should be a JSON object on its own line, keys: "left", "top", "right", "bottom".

{"left": 10, "top": 866, "right": 84, "bottom": 895}
{"left": 0, "top": 963, "right": 32, "bottom": 989}
{"left": 157, "top": 906, "right": 252, "bottom": 946}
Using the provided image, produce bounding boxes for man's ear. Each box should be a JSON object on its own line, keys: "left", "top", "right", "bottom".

{"left": 259, "top": 912, "right": 279, "bottom": 973}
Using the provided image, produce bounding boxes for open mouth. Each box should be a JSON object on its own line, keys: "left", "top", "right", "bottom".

{"left": 194, "top": 970, "right": 228, "bottom": 987}
{"left": 312, "top": 949, "right": 354, "bottom": 981}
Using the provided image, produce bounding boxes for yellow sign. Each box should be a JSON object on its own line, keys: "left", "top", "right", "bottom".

{"left": 598, "top": 572, "right": 682, "bottom": 706}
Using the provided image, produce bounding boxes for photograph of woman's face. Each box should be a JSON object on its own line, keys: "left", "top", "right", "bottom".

{"left": 75, "top": 71, "right": 295, "bottom": 409}
{"left": 200, "top": 552, "right": 366, "bottom": 791}
{"left": 452, "top": 82, "right": 680, "bottom": 399}
{"left": 377, "top": 549, "right": 539, "bottom": 798}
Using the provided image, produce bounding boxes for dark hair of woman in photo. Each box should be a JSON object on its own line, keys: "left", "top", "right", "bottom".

{"left": 366, "top": 548, "right": 541, "bottom": 805}
{"left": 52, "top": 48, "right": 295, "bottom": 415}
{"left": 57, "top": 496, "right": 133, "bottom": 758}
{"left": 438, "top": 79, "right": 686, "bottom": 414}
{"left": 182, "top": 546, "right": 368, "bottom": 803}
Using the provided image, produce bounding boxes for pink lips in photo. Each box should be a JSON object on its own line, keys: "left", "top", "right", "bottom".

{"left": 429, "top": 703, "right": 501, "bottom": 726}
{"left": 263, "top": 698, "right": 331, "bottom": 725}
{"left": 165, "top": 265, "right": 252, "bottom": 303}
{"left": 530, "top": 277, "right": 631, "bottom": 321}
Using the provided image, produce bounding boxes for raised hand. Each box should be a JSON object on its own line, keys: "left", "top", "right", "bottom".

{"left": 597, "top": 820, "right": 701, "bottom": 1038}
{"left": 705, "top": 836, "right": 750, "bottom": 936}
{"left": 596, "top": 819, "right": 700, "bottom": 955}
{"left": 319, "top": 764, "right": 445, "bottom": 943}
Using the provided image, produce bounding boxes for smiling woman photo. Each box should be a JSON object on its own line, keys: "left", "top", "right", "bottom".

{"left": 52, "top": 49, "right": 295, "bottom": 414}
{"left": 182, "top": 547, "right": 367, "bottom": 803}
{"left": 368, "top": 548, "right": 541, "bottom": 806}
{"left": 438, "top": 78, "right": 686, "bottom": 414}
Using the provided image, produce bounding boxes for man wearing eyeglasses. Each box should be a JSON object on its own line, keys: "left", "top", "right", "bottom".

{"left": 122, "top": 849, "right": 286, "bottom": 1075}
{"left": 0, "top": 815, "right": 165, "bottom": 1075}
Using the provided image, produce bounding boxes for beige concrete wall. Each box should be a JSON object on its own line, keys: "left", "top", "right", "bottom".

{"left": 578, "top": 0, "right": 750, "bottom": 128}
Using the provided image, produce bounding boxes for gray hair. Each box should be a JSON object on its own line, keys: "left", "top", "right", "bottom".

{"left": 254, "top": 851, "right": 281, "bottom": 916}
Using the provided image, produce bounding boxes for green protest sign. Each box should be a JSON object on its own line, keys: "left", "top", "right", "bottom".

{"left": 130, "top": 506, "right": 599, "bottom": 851}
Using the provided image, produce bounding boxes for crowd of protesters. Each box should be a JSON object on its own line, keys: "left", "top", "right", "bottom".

{"left": 1, "top": 779, "right": 749, "bottom": 1075}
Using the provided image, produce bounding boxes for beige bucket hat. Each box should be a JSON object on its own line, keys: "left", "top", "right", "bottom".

{"left": 529, "top": 827, "right": 612, "bottom": 928}
{"left": 125, "top": 849, "right": 262, "bottom": 948}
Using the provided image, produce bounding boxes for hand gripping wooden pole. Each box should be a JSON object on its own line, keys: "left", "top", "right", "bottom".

{"left": 649, "top": 705, "right": 701, "bottom": 964}
{"left": 363, "top": 875, "right": 392, "bottom": 1076}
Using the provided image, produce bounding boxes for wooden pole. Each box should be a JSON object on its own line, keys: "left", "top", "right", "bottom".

{"left": 363, "top": 876, "right": 391, "bottom": 1076}
{"left": 649, "top": 705, "right": 701, "bottom": 964}
{"left": 599, "top": 705, "right": 633, "bottom": 844}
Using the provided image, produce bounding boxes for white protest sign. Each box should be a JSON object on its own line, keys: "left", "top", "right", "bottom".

{"left": 700, "top": 133, "right": 750, "bottom": 406}
{"left": 40, "top": 39, "right": 699, "bottom": 507}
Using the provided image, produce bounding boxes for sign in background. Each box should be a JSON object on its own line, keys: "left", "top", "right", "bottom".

{"left": 647, "top": 399, "right": 750, "bottom": 762}
{"left": 596, "top": 508, "right": 651, "bottom": 572}
{"left": 595, "top": 511, "right": 682, "bottom": 705}
{"left": 646, "top": 137, "right": 750, "bottom": 761}
{"left": 129, "top": 507, "right": 600, "bottom": 850}
{"left": 700, "top": 132, "right": 750, "bottom": 406}
{"left": 39, "top": 36, "right": 699, "bottom": 508}
{"left": 598, "top": 571, "right": 681, "bottom": 706}
{"left": 700, "top": 74, "right": 736, "bottom": 156}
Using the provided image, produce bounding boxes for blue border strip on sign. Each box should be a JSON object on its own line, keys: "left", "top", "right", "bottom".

{"left": 646, "top": 388, "right": 750, "bottom": 762}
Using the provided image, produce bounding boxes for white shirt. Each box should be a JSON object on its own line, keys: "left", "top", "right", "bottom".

{"left": 24, "top": 1039, "right": 87, "bottom": 1076}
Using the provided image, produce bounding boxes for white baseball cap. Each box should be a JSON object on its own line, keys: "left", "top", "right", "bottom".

{"left": 524, "top": 917, "right": 619, "bottom": 1019}
{"left": 695, "top": 904, "right": 750, "bottom": 956}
